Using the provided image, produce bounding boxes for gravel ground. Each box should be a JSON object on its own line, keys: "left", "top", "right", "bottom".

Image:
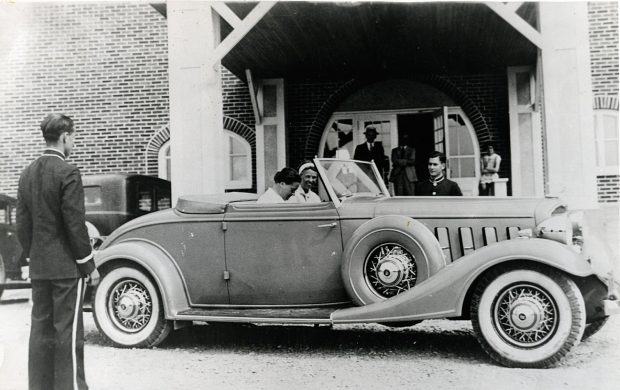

{"left": 1, "top": 288, "right": 619, "bottom": 390}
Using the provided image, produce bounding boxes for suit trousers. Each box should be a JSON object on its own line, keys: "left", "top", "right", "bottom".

{"left": 393, "top": 177, "right": 416, "bottom": 196}
{"left": 29, "top": 278, "right": 88, "bottom": 390}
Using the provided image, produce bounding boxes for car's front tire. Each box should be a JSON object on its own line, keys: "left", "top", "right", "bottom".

{"left": 471, "top": 266, "right": 585, "bottom": 368}
{"left": 93, "top": 265, "right": 172, "bottom": 348}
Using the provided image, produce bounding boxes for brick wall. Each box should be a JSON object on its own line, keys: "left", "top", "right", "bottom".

{"left": 589, "top": 1, "right": 619, "bottom": 203}
{"left": 0, "top": 2, "right": 169, "bottom": 197}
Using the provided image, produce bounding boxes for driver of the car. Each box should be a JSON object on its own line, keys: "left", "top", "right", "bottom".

{"left": 288, "top": 162, "right": 321, "bottom": 203}
{"left": 257, "top": 167, "right": 301, "bottom": 203}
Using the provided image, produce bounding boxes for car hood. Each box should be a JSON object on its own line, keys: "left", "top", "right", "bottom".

{"left": 339, "top": 196, "right": 564, "bottom": 225}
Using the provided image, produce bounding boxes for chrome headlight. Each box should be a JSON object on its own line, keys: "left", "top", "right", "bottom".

{"left": 536, "top": 214, "right": 573, "bottom": 245}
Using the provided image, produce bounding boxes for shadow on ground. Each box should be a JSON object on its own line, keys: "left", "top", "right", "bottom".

{"left": 86, "top": 321, "right": 487, "bottom": 363}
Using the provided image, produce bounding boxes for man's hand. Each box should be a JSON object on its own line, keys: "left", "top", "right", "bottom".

{"left": 86, "top": 268, "right": 101, "bottom": 286}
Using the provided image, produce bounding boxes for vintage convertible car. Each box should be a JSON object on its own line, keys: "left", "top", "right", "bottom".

{"left": 92, "top": 158, "right": 619, "bottom": 368}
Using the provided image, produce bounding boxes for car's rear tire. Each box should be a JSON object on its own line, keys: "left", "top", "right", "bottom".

{"left": 581, "top": 316, "right": 609, "bottom": 341}
{"left": 342, "top": 216, "right": 445, "bottom": 306}
{"left": 93, "top": 265, "right": 172, "bottom": 348}
{"left": 471, "top": 266, "right": 585, "bottom": 368}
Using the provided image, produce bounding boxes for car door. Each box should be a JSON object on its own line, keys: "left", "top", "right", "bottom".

{"left": 223, "top": 202, "right": 348, "bottom": 305}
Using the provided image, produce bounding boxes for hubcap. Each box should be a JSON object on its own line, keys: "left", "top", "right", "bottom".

{"left": 493, "top": 283, "right": 558, "bottom": 348}
{"left": 108, "top": 279, "right": 153, "bottom": 333}
{"left": 364, "top": 243, "right": 417, "bottom": 298}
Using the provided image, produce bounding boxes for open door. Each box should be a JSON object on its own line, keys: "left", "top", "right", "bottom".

{"left": 432, "top": 107, "right": 448, "bottom": 154}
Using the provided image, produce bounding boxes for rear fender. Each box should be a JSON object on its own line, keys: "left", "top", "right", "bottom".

{"left": 331, "top": 238, "right": 594, "bottom": 323}
{"left": 94, "top": 239, "right": 190, "bottom": 317}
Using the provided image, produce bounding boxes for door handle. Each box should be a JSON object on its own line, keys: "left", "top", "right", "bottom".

{"left": 317, "top": 222, "right": 337, "bottom": 228}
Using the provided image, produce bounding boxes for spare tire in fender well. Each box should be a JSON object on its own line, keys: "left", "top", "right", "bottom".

{"left": 341, "top": 215, "right": 446, "bottom": 306}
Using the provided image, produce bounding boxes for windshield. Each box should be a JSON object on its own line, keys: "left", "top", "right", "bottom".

{"left": 315, "top": 159, "right": 389, "bottom": 199}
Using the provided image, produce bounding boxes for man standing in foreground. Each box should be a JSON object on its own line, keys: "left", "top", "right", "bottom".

{"left": 17, "top": 113, "right": 100, "bottom": 390}
{"left": 416, "top": 151, "right": 463, "bottom": 196}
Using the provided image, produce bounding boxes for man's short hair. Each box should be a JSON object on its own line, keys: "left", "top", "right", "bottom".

{"left": 40, "top": 114, "right": 74, "bottom": 142}
{"left": 429, "top": 150, "right": 446, "bottom": 164}
{"left": 274, "top": 167, "right": 301, "bottom": 184}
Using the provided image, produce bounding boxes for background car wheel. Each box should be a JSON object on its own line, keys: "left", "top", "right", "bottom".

{"left": 93, "top": 265, "right": 172, "bottom": 348}
{"left": 470, "top": 266, "right": 585, "bottom": 368}
{"left": 342, "top": 216, "right": 445, "bottom": 306}
{"left": 581, "top": 316, "right": 609, "bottom": 341}
{"left": 0, "top": 255, "right": 5, "bottom": 299}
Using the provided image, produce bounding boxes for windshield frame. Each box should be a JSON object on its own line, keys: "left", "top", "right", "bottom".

{"left": 313, "top": 158, "right": 391, "bottom": 207}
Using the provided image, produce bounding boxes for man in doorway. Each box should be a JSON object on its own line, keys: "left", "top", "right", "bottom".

{"left": 389, "top": 134, "right": 417, "bottom": 196}
{"left": 353, "top": 126, "right": 386, "bottom": 177}
{"left": 17, "top": 113, "right": 100, "bottom": 390}
{"left": 416, "top": 151, "right": 462, "bottom": 196}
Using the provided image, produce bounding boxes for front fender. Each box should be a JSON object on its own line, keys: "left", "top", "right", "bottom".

{"left": 331, "top": 238, "right": 594, "bottom": 323}
{"left": 94, "top": 239, "right": 190, "bottom": 318}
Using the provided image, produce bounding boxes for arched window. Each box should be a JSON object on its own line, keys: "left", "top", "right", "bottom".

{"left": 158, "top": 141, "right": 171, "bottom": 181}
{"left": 593, "top": 109, "right": 619, "bottom": 175}
{"left": 225, "top": 130, "right": 252, "bottom": 189}
{"left": 158, "top": 132, "right": 252, "bottom": 189}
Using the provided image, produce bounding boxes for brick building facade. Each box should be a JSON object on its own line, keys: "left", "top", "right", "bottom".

{"left": 0, "top": 2, "right": 617, "bottom": 203}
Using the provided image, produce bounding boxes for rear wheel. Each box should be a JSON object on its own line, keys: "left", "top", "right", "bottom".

{"left": 93, "top": 266, "right": 172, "bottom": 348}
{"left": 471, "top": 266, "right": 585, "bottom": 368}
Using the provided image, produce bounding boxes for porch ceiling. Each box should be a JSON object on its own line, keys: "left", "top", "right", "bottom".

{"left": 221, "top": 2, "right": 538, "bottom": 80}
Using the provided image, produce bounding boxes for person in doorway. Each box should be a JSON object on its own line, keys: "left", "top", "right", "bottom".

{"left": 353, "top": 126, "right": 386, "bottom": 176}
{"left": 389, "top": 134, "right": 417, "bottom": 196}
{"left": 479, "top": 143, "right": 501, "bottom": 196}
{"left": 288, "top": 161, "right": 321, "bottom": 203}
{"left": 16, "top": 113, "right": 100, "bottom": 390}
{"left": 257, "top": 167, "right": 301, "bottom": 203}
{"left": 416, "top": 151, "right": 462, "bottom": 196}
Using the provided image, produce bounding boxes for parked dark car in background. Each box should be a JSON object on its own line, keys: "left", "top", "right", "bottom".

{"left": 83, "top": 174, "right": 171, "bottom": 248}
{"left": 0, "top": 194, "right": 27, "bottom": 298}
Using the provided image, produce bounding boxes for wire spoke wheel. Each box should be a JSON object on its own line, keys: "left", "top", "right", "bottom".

{"left": 493, "top": 283, "right": 558, "bottom": 348}
{"left": 364, "top": 243, "right": 417, "bottom": 298}
{"left": 108, "top": 279, "right": 153, "bottom": 333}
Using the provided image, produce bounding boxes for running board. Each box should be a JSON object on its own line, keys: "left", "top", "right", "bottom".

{"left": 175, "top": 306, "right": 351, "bottom": 324}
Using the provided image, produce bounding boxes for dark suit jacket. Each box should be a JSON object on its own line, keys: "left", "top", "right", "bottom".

{"left": 416, "top": 177, "right": 463, "bottom": 196}
{"left": 389, "top": 146, "right": 417, "bottom": 183}
{"left": 353, "top": 142, "right": 386, "bottom": 174}
{"left": 17, "top": 149, "right": 95, "bottom": 279}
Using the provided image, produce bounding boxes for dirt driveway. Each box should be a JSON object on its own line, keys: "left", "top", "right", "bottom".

{"left": 1, "top": 288, "right": 619, "bottom": 390}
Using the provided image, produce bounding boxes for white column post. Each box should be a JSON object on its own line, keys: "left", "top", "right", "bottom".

{"left": 168, "top": 1, "right": 225, "bottom": 204}
{"left": 539, "top": 2, "right": 598, "bottom": 209}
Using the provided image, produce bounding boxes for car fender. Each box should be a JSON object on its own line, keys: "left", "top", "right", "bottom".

{"left": 94, "top": 239, "right": 190, "bottom": 317}
{"left": 331, "top": 238, "right": 594, "bottom": 324}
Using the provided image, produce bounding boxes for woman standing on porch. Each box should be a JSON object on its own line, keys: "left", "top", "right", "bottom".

{"left": 479, "top": 143, "right": 501, "bottom": 196}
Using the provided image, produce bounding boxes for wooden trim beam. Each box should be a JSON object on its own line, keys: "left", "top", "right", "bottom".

{"left": 245, "top": 69, "right": 262, "bottom": 125}
{"left": 486, "top": 2, "right": 543, "bottom": 49}
{"left": 210, "top": 1, "right": 276, "bottom": 67}
{"left": 211, "top": 2, "right": 241, "bottom": 29}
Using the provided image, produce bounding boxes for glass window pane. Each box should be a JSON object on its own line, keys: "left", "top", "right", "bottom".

{"left": 605, "top": 141, "right": 619, "bottom": 166}
{"left": 448, "top": 126, "right": 459, "bottom": 155}
{"left": 84, "top": 187, "right": 102, "bottom": 206}
{"left": 448, "top": 158, "right": 460, "bottom": 177}
{"left": 516, "top": 72, "right": 531, "bottom": 105}
{"left": 263, "top": 85, "right": 277, "bottom": 117}
{"left": 230, "top": 136, "right": 245, "bottom": 155}
{"left": 459, "top": 126, "right": 474, "bottom": 155}
{"left": 230, "top": 156, "right": 248, "bottom": 181}
{"left": 604, "top": 114, "right": 619, "bottom": 139}
{"left": 460, "top": 157, "right": 476, "bottom": 177}
{"left": 138, "top": 191, "right": 152, "bottom": 212}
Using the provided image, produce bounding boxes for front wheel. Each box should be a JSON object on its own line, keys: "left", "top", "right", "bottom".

{"left": 471, "top": 266, "right": 585, "bottom": 368}
{"left": 93, "top": 266, "right": 172, "bottom": 348}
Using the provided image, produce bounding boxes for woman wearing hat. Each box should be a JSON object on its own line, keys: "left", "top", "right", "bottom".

{"left": 288, "top": 161, "right": 321, "bottom": 203}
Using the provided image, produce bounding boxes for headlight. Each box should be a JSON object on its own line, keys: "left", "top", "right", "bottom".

{"left": 536, "top": 214, "right": 573, "bottom": 245}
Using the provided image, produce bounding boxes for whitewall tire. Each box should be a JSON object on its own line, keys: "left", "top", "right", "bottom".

{"left": 471, "top": 266, "right": 585, "bottom": 368}
{"left": 93, "top": 266, "right": 172, "bottom": 348}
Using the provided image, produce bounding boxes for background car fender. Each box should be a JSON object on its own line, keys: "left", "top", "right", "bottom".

{"left": 94, "top": 239, "right": 190, "bottom": 317}
{"left": 332, "top": 238, "right": 595, "bottom": 324}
